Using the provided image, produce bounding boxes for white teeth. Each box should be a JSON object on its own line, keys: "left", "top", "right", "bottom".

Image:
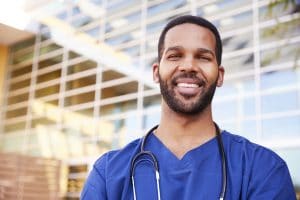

{"left": 177, "top": 83, "right": 199, "bottom": 88}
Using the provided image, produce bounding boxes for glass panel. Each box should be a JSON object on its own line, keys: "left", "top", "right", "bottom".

{"left": 38, "top": 55, "right": 63, "bottom": 69}
{"left": 37, "top": 69, "right": 61, "bottom": 83}
{"left": 56, "top": 10, "right": 67, "bottom": 20}
{"left": 35, "top": 85, "right": 60, "bottom": 98}
{"left": 146, "top": 18, "right": 167, "bottom": 35}
{"left": 12, "top": 51, "right": 34, "bottom": 65}
{"left": 275, "top": 148, "right": 300, "bottom": 191}
{"left": 69, "top": 51, "right": 81, "bottom": 59}
{"left": 11, "top": 37, "right": 35, "bottom": 52}
{"left": 261, "top": 90, "right": 299, "bottom": 114}
{"left": 223, "top": 32, "right": 253, "bottom": 53}
{"left": 243, "top": 96, "right": 256, "bottom": 117}
{"left": 218, "top": 76, "right": 256, "bottom": 95}
{"left": 66, "top": 75, "right": 96, "bottom": 90}
{"left": 198, "top": 0, "right": 252, "bottom": 17}
{"left": 213, "top": 99, "right": 238, "bottom": 121}
{"left": 222, "top": 53, "right": 254, "bottom": 74}
{"left": 214, "top": 77, "right": 256, "bottom": 120}
{"left": 107, "top": 10, "right": 141, "bottom": 35}
{"left": 145, "top": 35, "right": 159, "bottom": 54}
{"left": 31, "top": 117, "right": 56, "bottom": 128}
{"left": 10, "top": 79, "right": 31, "bottom": 90}
{"left": 68, "top": 60, "right": 97, "bottom": 75}
{"left": 143, "top": 112, "right": 160, "bottom": 130}
{"left": 7, "top": 93, "right": 29, "bottom": 105}
{"left": 262, "top": 115, "right": 300, "bottom": 139}
{"left": 64, "top": 91, "right": 95, "bottom": 106}
{"left": 240, "top": 119, "right": 257, "bottom": 141}
{"left": 214, "top": 10, "right": 253, "bottom": 33}
{"left": 260, "top": 18, "right": 300, "bottom": 44}
{"left": 102, "top": 70, "right": 125, "bottom": 82}
{"left": 260, "top": 69, "right": 298, "bottom": 90}
{"left": 11, "top": 65, "right": 32, "bottom": 78}
{"left": 113, "top": 115, "right": 142, "bottom": 147}
{"left": 106, "top": 33, "right": 132, "bottom": 46}
{"left": 4, "top": 122, "right": 26, "bottom": 133}
{"left": 0, "top": 131, "right": 26, "bottom": 152}
{"left": 106, "top": 0, "right": 138, "bottom": 15}
{"left": 259, "top": 1, "right": 296, "bottom": 21}
{"left": 6, "top": 108, "right": 27, "bottom": 119}
{"left": 100, "top": 99, "right": 137, "bottom": 116}
{"left": 85, "top": 26, "right": 100, "bottom": 38}
{"left": 101, "top": 81, "right": 138, "bottom": 99}
{"left": 76, "top": 108, "right": 94, "bottom": 117}
{"left": 123, "top": 44, "right": 140, "bottom": 57}
{"left": 71, "top": 15, "right": 92, "bottom": 28}
{"left": 260, "top": 42, "right": 300, "bottom": 67}
{"left": 46, "top": 99, "right": 59, "bottom": 106}
{"left": 143, "top": 94, "right": 161, "bottom": 110}
{"left": 218, "top": 121, "right": 237, "bottom": 134}
{"left": 39, "top": 43, "right": 62, "bottom": 55}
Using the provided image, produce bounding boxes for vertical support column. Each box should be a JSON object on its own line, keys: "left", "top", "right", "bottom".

{"left": 58, "top": 47, "right": 69, "bottom": 130}
{"left": 99, "top": 0, "right": 107, "bottom": 43}
{"left": 23, "top": 33, "right": 41, "bottom": 154}
{"left": 137, "top": 0, "right": 148, "bottom": 135}
{"left": 0, "top": 45, "right": 10, "bottom": 135}
{"left": 253, "top": 0, "right": 262, "bottom": 141}
{"left": 93, "top": 0, "right": 107, "bottom": 151}
{"left": 236, "top": 83, "right": 243, "bottom": 132}
{"left": 96, "top": 0, "right": 107, "bottom": 118}
{"left": 93, "top": 63, "right": 103, "bottom": 150}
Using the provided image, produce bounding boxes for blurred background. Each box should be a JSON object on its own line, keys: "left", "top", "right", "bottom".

{"left": 0, "top": 0, "right": 299, "bottom": 199}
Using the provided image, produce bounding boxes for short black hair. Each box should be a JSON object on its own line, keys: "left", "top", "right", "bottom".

{"left": 157, "top": 15, "right": 222, "bottom": 66}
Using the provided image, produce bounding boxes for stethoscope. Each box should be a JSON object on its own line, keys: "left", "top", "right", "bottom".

{"left": 130, "top": 123, "right": 227, "bottom": 200}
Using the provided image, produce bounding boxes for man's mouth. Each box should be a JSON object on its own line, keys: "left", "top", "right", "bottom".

{"left": 175, "top": 80, "right": 204, "bottom": 96}
{"left": 177, "top": 83, "right": 200, "bottom": 88}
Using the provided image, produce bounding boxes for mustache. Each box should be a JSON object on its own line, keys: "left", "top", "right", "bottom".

{"left": 171, "top": 73, "right": 206, "bottom": 86}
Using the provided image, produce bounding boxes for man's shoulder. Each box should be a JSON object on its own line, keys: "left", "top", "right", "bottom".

{"left": 222, "top": 131, "right": 285, "bottom": 165}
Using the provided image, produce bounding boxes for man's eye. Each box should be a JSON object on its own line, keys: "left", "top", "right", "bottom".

{"left": 167, "top": 54, "right": 181, "bottom": 60}
{"left": 197, "top": 56, "right": 211, "bottom": 61}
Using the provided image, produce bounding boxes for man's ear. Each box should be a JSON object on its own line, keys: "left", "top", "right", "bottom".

{"left": 217, "top": 66, "right": 225, "bottom": 87}
{"left": 152, "top": 62, "right": 160, "bottom": 83}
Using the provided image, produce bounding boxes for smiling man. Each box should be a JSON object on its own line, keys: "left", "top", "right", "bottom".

{"left": 81, "top": 15, "right": 296, "bottom": 200}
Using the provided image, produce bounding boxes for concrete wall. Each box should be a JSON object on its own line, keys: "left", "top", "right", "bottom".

{"left": 0, "top": 45, "right": 8, "bottom": 106}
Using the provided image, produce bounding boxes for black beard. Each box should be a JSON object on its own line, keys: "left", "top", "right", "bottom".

{"left": 159, "top": 72, "right": 217, "bottom": 115}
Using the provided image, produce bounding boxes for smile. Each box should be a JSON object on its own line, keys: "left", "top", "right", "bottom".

{"left": 177, "top": 83, "right": 199, "bottom": 88}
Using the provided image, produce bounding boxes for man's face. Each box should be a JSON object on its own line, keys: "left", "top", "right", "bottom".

{"left": 153, "top": 23, "right": 224, "bottom": 115}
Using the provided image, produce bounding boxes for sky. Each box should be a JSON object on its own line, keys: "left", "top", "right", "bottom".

{"left": 0, "top": 0, "right": 31, "bottom": 30}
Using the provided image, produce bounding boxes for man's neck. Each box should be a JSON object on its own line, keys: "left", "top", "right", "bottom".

{"left": 154, "top": 104, "right": 216, "bottom": 159}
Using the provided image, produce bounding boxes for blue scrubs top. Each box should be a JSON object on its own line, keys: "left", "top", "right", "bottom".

{"left": 81, "top": 131, "right": 296, "bottom": 200}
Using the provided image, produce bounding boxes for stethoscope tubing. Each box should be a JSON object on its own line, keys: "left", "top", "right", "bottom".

{"left": 130, "top": 123, "right": 227, "bottom": 200}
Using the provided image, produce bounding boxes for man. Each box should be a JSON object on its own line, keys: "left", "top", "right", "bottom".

{"left": 81, "top": 15, "right": 296, "bottom": 200}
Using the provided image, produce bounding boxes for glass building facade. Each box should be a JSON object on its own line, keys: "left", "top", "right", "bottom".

{"left": 0, "top": 0, "right": 299, "bottom": 198}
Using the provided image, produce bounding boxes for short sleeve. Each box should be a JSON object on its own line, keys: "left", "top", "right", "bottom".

{"left": 80, "top": 154, "right": 107, "bottom": 200}
{"left": 247, "top": 154, "right": 296, "bottom": 200}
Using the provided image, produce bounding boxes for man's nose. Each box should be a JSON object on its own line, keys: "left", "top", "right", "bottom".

{"left": 178, "top": 57, "right": 197, "bottom": 72}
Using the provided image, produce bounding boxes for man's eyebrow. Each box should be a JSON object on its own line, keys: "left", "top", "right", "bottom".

{"left": 197, "top": 48, "right": 215, "bottom": 56}
{"left": 164, "top": 46, "right": 215, "bottom": 57}
{"left": 165, "top": 46, "right": 183, "bottom": 53}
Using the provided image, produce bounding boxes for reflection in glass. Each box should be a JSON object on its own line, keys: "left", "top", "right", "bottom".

{"left": 100, "top": 99, "right": 137, "bottom": 116}
{"left": 262, "top": 116, "right": 300, "bottom": 139}
{"left": 261, "top": 91, "right": 299, "bottom": 114}
{"left": 101, "top": 81, "right": 138, "bottom": 99}
{"left": 68, "top": 60, "right": 97, "bottom": 75}
{"left": 222, "top": 53, "right": 254, "bottom": 74}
